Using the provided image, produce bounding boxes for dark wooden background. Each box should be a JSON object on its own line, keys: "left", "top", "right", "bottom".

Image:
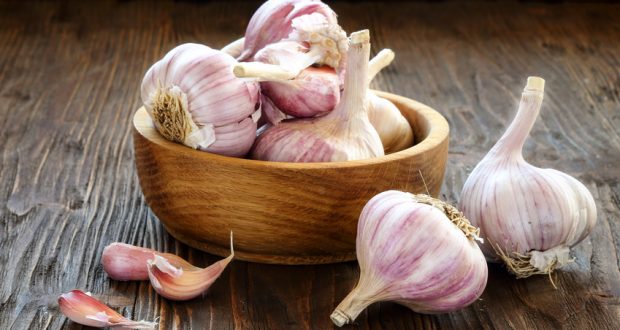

{"left": 0, "top": 1, "right": 619, "bottom": 329}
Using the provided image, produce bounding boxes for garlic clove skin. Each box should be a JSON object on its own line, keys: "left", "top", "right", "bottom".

{"left": 368, "top": 93, "right": 414, "bottom": 153}
{"left": 261, "top": 66, "right": 340, "bottom": 118}
{"left": 250, "top": 30, "right": 384, "bottom": 162}
{"left": 147, "top": 233, "right": 234, "bottom": 301}
{"left": 58, "top": 290, "right": 157, "bottom": 329}
{"left": 238, "top": 0, "right": 337, "bottom": 62}
{"left": 141, "top": 43, "right": 260, "bottom": 157}
{"left": 331, "top": 191, "right": 488, "bottom": 326}
{"left": 459, "top": 76, "right": 597, "bottom": 278}
{"left": 102, "top": 243, "right": 193, "bottom": 281}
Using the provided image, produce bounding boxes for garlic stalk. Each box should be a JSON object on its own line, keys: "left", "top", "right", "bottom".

{"left": 331, "top": 191, "right": 488, "bottom": 327}
{"left": 221, "top": 37, "right": 245, "bottom": 58}
{"left": 141, "top": 43, "right": 260, "bottom": 157}
{"left": 238, "top": 0, "right": 337, "bottom": 62}
{"left": 459, "top": 77, "right": 597, "bottom": 279}
{"left": 366, "top": 49, "right": 414, "bottom": 153}
{"left": 102, "top": 233, "right": 234, "bottom": 301}
{"left": 58, "top": 290, "right": 156, "bottom": 329}
{"left": 250, "top": 30, "right": 384, "bottom": 162}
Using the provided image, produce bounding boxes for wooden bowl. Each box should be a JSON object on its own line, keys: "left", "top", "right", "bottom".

{"left": 133, "top": 91, "right": 449, "bottom": 264}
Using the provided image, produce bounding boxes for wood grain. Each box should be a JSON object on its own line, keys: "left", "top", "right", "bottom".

{"left": 132, "top": 90, "right": 449, "bottom": 264}
{"left": 0, "top": 0, "right": 619, "bottom": 329}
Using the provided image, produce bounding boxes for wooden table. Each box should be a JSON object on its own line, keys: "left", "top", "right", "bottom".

{"left": 1, "top": 1, "right": 618, "bottom": 329}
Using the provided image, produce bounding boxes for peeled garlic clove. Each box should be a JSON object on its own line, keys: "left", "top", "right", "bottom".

{"left": 261, "top": 66, "right": 340, "bottom": 117}
{"left": 368, "top": 93, "right": 414, "bottom": 153}
{"left": 102, "top": 243, "right": 193, "bottom": 281}
{"left": 250, "top": 30, "right": 384, "bottom": 162}
{"left": 147, "top": 234, "right": 234, "bottom": 301}
{"left": 459, "top": 77, "right": 597, "bottom": 278}
{"left": 141, "top": 43, "right": 260, "bottom": 157}
{"left": 58, "top": 290, "right": 157, "bottom": 329}
{"left": 331, "top": 191, "right": 488, "bottom": 327}
{"left": 238, "top": 0, "right": 337, "bottom": 62}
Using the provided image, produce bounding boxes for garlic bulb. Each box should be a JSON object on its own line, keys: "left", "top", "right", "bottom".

{"left": 250, "top": 30, "right": 384, "bottom": 162}
{"left": 102, "top": 234, "right": 234, "bottom": 301}
{"left": 238, "top": 0, "right": 337, "bottom": 62}
{"left": 331, "top": 191, "right": 488, "bottom": 326}
{"left": 459, "top": 77, "right": 597, "bottom": 278}
{"left": 58, "top": 290, "right": 156, "bottom": 329}
{"left": 141, "top": 43, "right": 260, "bottom": 157}
{"left": 234, "top": 12, "right": 346, "bottom": 118}
{"left": 366, "top": 49, "right": 413, "bottom": 153}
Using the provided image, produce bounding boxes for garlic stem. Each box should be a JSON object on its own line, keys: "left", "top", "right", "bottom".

{"left": 335, "top": 30, "right": 370, "bottom": 119}
{"left": 221, "top": 37, "right": 245, "bottom": 58}
{"left": 233, "top": 62, "right": 297, "bottom": 81}
{"left": 330, "top": 286, "right": 373, "bottom": 327}
{"left": 491, "top": 77, "right": 545, "bottom": 158}
{"left": 368, "top": 49, "right": 394, "bottom": 82}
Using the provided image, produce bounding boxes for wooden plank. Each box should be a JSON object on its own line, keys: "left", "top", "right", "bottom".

{"left": 0, "top": 1, "right": 618, "bottom": 329}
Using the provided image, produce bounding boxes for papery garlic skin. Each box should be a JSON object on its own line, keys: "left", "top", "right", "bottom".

{"left": 146, "top": 234, "right": 235, "bottom": 301}
{"left": 250, "top": 30, "right": 384, "bottom": 162}
{"left": 331, "top": 191, "right": 488, "bottom": 326}
{"left": 58, "top": 290, "right": 156, "bottom": 329}
{"left": 260, "top": 93, "right": 292, "bottom": 126}
{"left": 238, "top": 0, "right": 337, "bottom": 62}
{"left": 141, "top": 43, "right": 260, "bottom": 157}
{"left": 459, "top": 77, "right": 597, "bottom": 278}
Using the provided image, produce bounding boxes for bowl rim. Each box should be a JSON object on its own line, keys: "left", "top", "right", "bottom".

{"left": 133, "top": 90, "right": 449, "bottom": 169}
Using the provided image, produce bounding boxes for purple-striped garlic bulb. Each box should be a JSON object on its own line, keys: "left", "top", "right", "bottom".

{"left": 250, "top": 30, "right": 383, "bottom": 162}
{"left": 234, "top": 12, "right": 347, "bottom": 118}
{"left": 238, "top": 0, "right": 337, "bottom": 62}
{"left": 366, "top": 49, "right": 413, "bottom": 153}
{"left": 459, "top": 77, "right": 597, "bottom": 279}
{"left": 141, "top": 43, "right": 260, "bottom": 157}
{"left": 331, "top": 191, "right": 488, "bottom": 327}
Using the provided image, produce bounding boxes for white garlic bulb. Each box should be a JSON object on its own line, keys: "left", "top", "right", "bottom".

{"left": 141, "top": 43, "right": 260, "bottom": 157}
{"left": 459, "top": 77, "right": 597, "bottom": 278}
{"left": 250, "top": 30, "right": 384, "bottom": 162}
{"left": 331, "top": 191, "right": 488, "bottom": 326}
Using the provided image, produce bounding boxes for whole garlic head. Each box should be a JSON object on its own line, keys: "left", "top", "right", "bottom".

{"left": 141, "top": 43, "right": 260, "bottom": 157}
{"left": 331, "top": 191, "right": 488, "bottom": 326}
{"left": 459, "top": 77, "right": 597, "bottom": 278}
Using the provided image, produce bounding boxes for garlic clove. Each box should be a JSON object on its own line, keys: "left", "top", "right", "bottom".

{"left": 459, "top": 76, "right": 597, "bottom": 279}
{"left": 250, "top": 30, "right": 384, "bottom": 162}
{"left": 260, "top": 66, "right": 340, "bottom": 118}
{"left": 368, "top": 93, "right": 414, "bottom": 153}
{"left": 141, "top": 43, "right": 260, "bottom": 157}
{"left": 147, "top": 233, "right": 234, "bottom": 301}
{"left": 102, "top": 243, "right": 193, "bottom": 281}
{"left": 331, "top": 191, "right": 488, "bottom": 326}
{"left": 58, "top": 290, "right": 157, "bottom": 329}
{"left": 238, "top": 0, "right": 337, "bottom": 62}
